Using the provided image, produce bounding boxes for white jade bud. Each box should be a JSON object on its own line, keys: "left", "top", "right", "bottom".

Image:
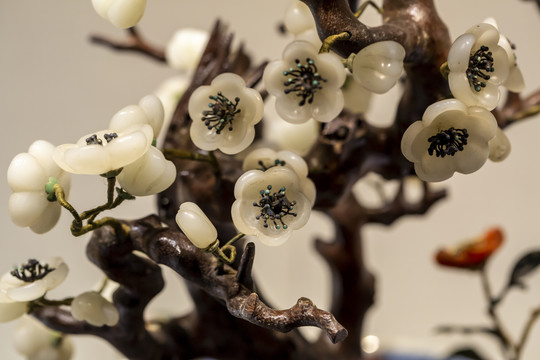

{"left": 176, "top": 202, "right": 218, "bottom": 249}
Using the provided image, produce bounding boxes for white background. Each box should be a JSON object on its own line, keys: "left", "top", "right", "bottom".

{"left": 1, "top": 1, "right": 540, "bottom": 359}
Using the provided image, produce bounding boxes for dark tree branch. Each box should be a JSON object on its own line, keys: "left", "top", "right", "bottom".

{"left": 91, "top": 27, "right": 166, "bottom": 62}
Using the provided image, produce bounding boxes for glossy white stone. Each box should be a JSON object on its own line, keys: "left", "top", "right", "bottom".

{"left": 71, "top": 291, "right": 119, "bottom": 327}
{"left": 165, "top": 28, "right": 209, "bottom": 72}
{"left": 176, "top": 202, "right": 218, "bottom": 249}
{"left": 92, "top": 0, "right": 146, "bottom": 29}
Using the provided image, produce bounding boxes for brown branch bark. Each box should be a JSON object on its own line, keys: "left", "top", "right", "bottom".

{"left": 91, "top": 27, "right": 166, "bottom": 62}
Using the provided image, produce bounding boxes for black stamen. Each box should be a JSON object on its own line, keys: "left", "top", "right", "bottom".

{"left": 427, "top": 127, "right": 469, "bottom": 157}
{"left": 11, "top": 259, "right": 55, "bottom": 283}
{"left": 466, "top": 45, "right": 495, "bottom": 92}
{"left": 283, "top": 58, "right": 327, "bottom": 106}
{"left": 104, "top": 133, "right": 118, "bottom": 143}
{"left": 257, "top": 159, "right": 286, "bottom": 171}
{"left": 253, "top": 185, "right": 297, "bottom": 229}
{"left": 86, "top": 134, "right": 102, "bottom": 146}
{"left": 201, "top": 92, "right": 241, "bottom": 134}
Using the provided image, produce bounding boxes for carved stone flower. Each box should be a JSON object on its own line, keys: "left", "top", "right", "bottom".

{"left": 92, "top": 0, "right": 146, "bottom": 29}
{"left": 176, "top": 202, "right": 218, "bottom": 249}
{"left": 242, "top": 148, "right": 316, "bottom": 205}
{"left": 448, "top": 23, "right": 509, "bottom": 110}
{"left": 263, "top": 40, "right": 346, "bottom": 124}
{"left": 71, "top": 291, "right": 119, "bottom": 327}
{"left": 488, "top": 127, "right": 511, "bottom": 162}
{"left": 188, "top": 73, "right": 264, "bottom": 154}
{"left": 0, "top": 258, "right": 68, "bottom": 322}
{"left": 231, "top": 166, "right": 313, "bottom": 246}
{"left": 351, "top": 41, "right": 406, "bottom": 94}
{"left": 8, "top": 140, "right": 71, "bottom": 234}
{"left": 435, "top": 228, "right": 503, "bottom": 269}
{"left": 53, "top": 125, "right": 153, "bottom": 175}
{"left": 401, "top": 99, "right": 497, "bottom": 182}
{"left": 13, "top": 315, "right": 73, "bottom": 360}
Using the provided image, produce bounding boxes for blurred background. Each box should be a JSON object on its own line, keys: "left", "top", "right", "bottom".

{"left": 1, "top": 1, "right": 540, "bottom": 359}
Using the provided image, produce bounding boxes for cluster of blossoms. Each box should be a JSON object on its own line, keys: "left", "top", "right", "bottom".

{"left": 401, "top": 21, "right": 523, "bottom": 182}
{"left": 8, "top": 95, "right": 176, "bottom": 233}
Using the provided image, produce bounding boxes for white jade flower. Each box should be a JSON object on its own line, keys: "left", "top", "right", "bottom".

{"left": 351, "top": 41, "right": 406, "bottom": 94}
{"left": 0, "top": 258, "right": 68, "bottom": 323}
{"left": 448, "top": 23, "right": 509, "bottom": 110}
{"left": 8, "top": 140, "right": 71, "bottom": 234}
{"left": 231, "top": 166, "right": 313, "bottom": 246}
{"left": 488, "top": 127, "right": 511, "bottom": 162}
{"left": 13, "top": 315, "right": 73, "bottom": 360}
{"left": 263, "top": 96, "right": 319, "bottom": 156}
{"left": 117, "top": 146, "right": 176, "bottom": 196}
{"left": 401, "top": 99, "right": 497, "bottom": 182}
{"left": 342, "top": 75, "right": 372, "bottom": 114}
{"left": 53, "top": 125, "right": 153, "bottom": 175}
{"left": 176, "top": 202, "right": 218, "bottom": 249}
{"left": 482, "top": 18, "right": 525, "bottom": 92}
{"left": 165, "top": 28, "right": 209, "bottom": 72}
{"left": 71, "top": 291, "right": 119, "bottom": 327}
{"left": 109, "top": 94, "right": 165, "bottom": 139}
{"left": 92, "top": 0, "right": 146, "bottom": 29}
{"left": 188, "top": 73, "right": 264, "bottom": 154}
{"left": 264, "top": 41, "right": 346, "bottom": 124}
{"left": 242, "top": 148, "right": 316, "bottom": 205}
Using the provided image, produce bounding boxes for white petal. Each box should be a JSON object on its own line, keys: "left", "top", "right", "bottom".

{"left": 118, "top": 147, "right": 176, "bottom": 196}
{"left": 7, "top": 281, "right": 47, "bottom": 302}
{"left": 448, "top": 34, "right": 475, "bottom": 72}
{"left": 489, "top": 127, "right": 511, "bottom": 162}
{"left": 41, "top": 260, "right": 68, "bottom": 291}
{"left": 176, "top": 202, "right": 217, "bottom": 248}
{"left": 106, "top": 125, "right": 153, "bottom": 170}
{"left": 342, "top": 75, "right": 372, "bottom": 114}
{"left": 109, "top": 105, "right": 149, "bottom": 133}
{"left": 505, "top": 65, "right": 525, "bottom": 92}
{"left": 165, "top": 28, "right": 208, "bottom": 71}
{"left": 7, "top": 153, "right": 47, "bottom": 192}
{"left": 448, "top": 72, "right": 500, "bottom": 110}
{"left": 8, "top": 192, "right": 50, "bottom": 228}
{"left": 107, "top": 0, "right": 146, "bottom": 29}
{"left": 139, "top": 94, "right": 164, "bottom": 136}
{"left": 311, "top": 88, "right": 345, "bottom": 123}
{"left": 29, "top": 202, "right": 61, "bottom": 234}
{"left": 284, "top": 0, "right": 315, "bottom": 36}
{"left": 27, "top": 140, "right": 60, "bottom": 179}
{"left": 91, "top": 0, "right": 113, "bottom": 19}
{"left": 71, "top": 291, "right": 119, "bottom": 327}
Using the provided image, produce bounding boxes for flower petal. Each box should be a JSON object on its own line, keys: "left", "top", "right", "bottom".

{"left": 8, "top": 192, "right": 50, "bottom": 228}
{"left": 176, "top": 202, "right": 217, "bottom": 248}
{"left": 7, "top": 153, "right": 47, "bottom": 192}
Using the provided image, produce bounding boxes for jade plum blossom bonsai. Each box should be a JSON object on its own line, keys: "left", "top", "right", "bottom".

{"left": 4, "top": 1, "right": 540, "bottom": 360}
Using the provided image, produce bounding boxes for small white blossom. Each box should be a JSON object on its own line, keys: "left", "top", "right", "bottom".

{"left": 351, "top": 41, "right": 405, "bottom": 94}
{"left": 0, "top": 258, "right": 68, "bottom": 323}
{"left": 264, "top": 41, "right": 346, "bottom": 124}
{"left": 176, "top": 202, "right": 218, "bottom": 249}
{"left": 231, "top": 166, "right": 313, "bottom": 246}
{"left": 165, "top": 28, "right": 209, "bottom": 72}
{"left": 8, "top": 140, "right": 71, "bottom": 234}
{"left": 262, "top": 96, "right": 319, "bottom": 156}
{"left": 448, "top": 23, "right": 509, "bottom": 110}
{"left": 109, "top": 94, "right": 164, "bottom": 139}
{"left": 117, "top": 146, "right": 176, "bottom": 196}
{"left": 13, "top": 315, "right": 73, "bottom": 360}
{"left": 488, "top": 127, "right": 511, "bottom": 162}
{"left": 53, "top": 125, "right": 153, "bottom": 175}
{"left": 188, "top": 73, "right": 264, "bottom": 154}
{"left": 92, "top": 0, "right": 146, "bottom": 29}
{"left": 401, "top": 99, "right": 497, "bottom": 182}
{"left": 71, "top": 291, "right": 119, "bottom": 327}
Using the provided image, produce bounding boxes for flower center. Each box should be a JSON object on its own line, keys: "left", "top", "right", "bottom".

{"left": 427, "top": 127, "right": 469, "bottom": 158}
{"left": 467, "top": 46, "right": 495, "bottom": 92}
{"left": 257, "top": 159, "right": 286, "bottom": 171}
{"left": 11, "top": 259, "right": 55, "bottom": 283}
{"left": 202, "top": 92, "right": 241, "bottom": 134}
{"left": 86, "top": 133, "right": 118, "bottom": 146}
{"left": 253, "top": 185, "right": 297, "bottom": 230}
{"left": 283, "top": 58, "right": 327, "bottom": 106}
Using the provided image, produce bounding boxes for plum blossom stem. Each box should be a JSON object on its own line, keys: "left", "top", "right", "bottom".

{"left": 53, "top": 184, "right": 82, "bottom": 225}
{"left": 163, "top": 148, "right": 220, "bottom": 172}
